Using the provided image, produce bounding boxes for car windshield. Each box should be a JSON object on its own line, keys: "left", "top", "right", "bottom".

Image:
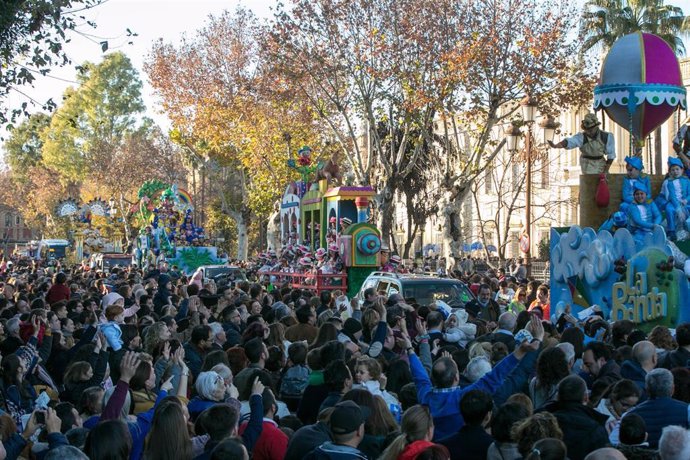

{"left": 206, "top": 267, "right": 245, "bottom": 280}
{"left": 401, "top": 282, "right": 474, "bottom": 308}
{"left": 103, "top": 257, "right": 132, "bottom": 268}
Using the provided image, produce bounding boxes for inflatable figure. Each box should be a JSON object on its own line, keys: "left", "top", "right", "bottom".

{"left": 621, "top": 156, "right": 650, "bottom": 213}
{"left": 660, "top": 157, "right": 690, "bottom": 241}
{"left": 628, "top": 184, "right": 662, "bottom": 245}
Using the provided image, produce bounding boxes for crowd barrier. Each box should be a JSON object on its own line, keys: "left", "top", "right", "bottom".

{"left": 261, "top": 271, "right": 347, "bottom": 293}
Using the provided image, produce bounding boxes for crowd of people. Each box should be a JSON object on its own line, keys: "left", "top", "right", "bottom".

{"left": 0, "top": 254, "right": 687, "bottom": 460}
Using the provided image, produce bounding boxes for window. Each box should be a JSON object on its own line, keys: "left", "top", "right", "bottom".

{"left": 375, "top": 281, "right": 390, "bottom": 294}
{"left": 4, "top": 214, "right": 10, "bottom": 227}
{"left": 15, "top": 215, "right": 20, "bottom": 226}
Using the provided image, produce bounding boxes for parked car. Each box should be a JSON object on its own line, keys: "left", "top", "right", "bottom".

{"left": 357, "top": 272, "right": 475, "bottom": 308}
{"left": 90, "top": 253, "right": 133, "bottom": 271}
{"left": 195, "top": 265, "right": 247, "bottom": 287}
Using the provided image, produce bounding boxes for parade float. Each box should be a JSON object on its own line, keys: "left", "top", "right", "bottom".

{"left": 550, "top": 32, "right": 690, "bottom": 331}
{"left": 131, "top": 180, "right": 226, "bottom": 274}
{"left": 267, "top": 147, "right": 383, "bottom": 296}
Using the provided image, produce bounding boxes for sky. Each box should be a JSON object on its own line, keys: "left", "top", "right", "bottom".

{"left": 4, "top": 0, "right": 690, "bottom": 150}
{"left": 2, "top": 0, "right": 276, "bottom": 138}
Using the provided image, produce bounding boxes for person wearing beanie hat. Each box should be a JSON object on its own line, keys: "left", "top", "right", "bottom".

{"left": 628, "top": 182, "right": 662, "bottom": 244}
{"left": 659, "top": 157, "right": 690, "bottom": 241}
{"left": 621, "top": 156, "right": 650, "bottom": 214}
{"left": 548, "top": 112, "right": 615, "bottom": 175}
{"left": 339, "top": 318, "right": 363, "bottom": 345}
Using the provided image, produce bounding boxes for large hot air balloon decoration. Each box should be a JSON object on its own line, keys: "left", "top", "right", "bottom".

{"left": 593, "top": 32, "right": 686, "bottom": 154}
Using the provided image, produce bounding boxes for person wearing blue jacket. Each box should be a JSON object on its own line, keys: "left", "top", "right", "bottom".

{"left": 627, "top": 183, "right": 662, "bottom": 245}
{"left": 406, "top": 315, "right": 544, "bottom": 440}
{"left": 660, "top": 157, "right": 690, "bottom": 241}
{"left": 621, "top": 156, "right": 651, "bottom": 214}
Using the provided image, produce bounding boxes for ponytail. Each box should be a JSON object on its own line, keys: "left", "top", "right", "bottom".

{"left": 379, "top": 405, "right": 434, "bottom": 460}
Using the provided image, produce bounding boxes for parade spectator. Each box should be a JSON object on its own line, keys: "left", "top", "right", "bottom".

{"left": 285, "top": 306, "right": 318, "bottom": 343}
{"left": 613, "top": 368, "right": 689, "bottom": 449}
{"left": 657, "top": 322, "right": 690, "bottom": 369}
{"left": 582, "top": 341, "right": 621, "bottom": 389}
{"left": 539, "top": 375, "right": 609, "bottom": 460}
{"left": 305, "top": 401, "right": 369, "bottom": 460}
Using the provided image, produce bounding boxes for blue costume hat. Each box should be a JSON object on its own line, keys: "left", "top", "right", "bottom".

{"left": 624, "top": 156, "right": 643, "bottom": 171}
{"left": 633, "top": 183, "right": 648, "bottom": 193}
{"left": 613, "top": 211, "right": 628, "bottom": 227}
{"left": 668, "top": 157, "right": 684, "bottom": 169}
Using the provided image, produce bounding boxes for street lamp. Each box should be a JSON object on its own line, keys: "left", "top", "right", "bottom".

{"left": 506, "top": 96, "right": 558, "bottom": 277}
{"left": 539, "top": 115, "right": 560, "bottom": 145}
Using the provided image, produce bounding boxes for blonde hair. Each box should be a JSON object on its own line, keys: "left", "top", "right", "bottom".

{"left": 469, "top": 342, "right": 492, "bottom": 360}
{"left": 356, "top": 356, "right": 382, "bottom": 381}
{"left": 379, "top": 405, "right": 433, "bottom": 460}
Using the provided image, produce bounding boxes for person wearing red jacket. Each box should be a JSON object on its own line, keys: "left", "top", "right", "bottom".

{"left": 239, "top": 387, "right": 288, "bottom": 460}
{"left": 45, "top": 272, "right": 70, "bottom": 305}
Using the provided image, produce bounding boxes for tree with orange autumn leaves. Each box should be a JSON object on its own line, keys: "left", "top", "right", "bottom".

{"left": 146, "top": 8, "right": 329, "bottom": 259}
{"left": 148, "top": 0, "right": 596, "bottom": 256}
{"left": 267, "top": 0, "right": 595, "bottom": 254}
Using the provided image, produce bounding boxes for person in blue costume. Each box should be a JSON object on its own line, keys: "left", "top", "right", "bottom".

{"left": 599, "top": 211, "right": 628, "bottom": 233}
{"left": 621, "top": 156, "right": 650, "bottom": 214}
{"left": 628, "top": 183, "right": 662, "bottom": 244}
{"left": 660, "top": 157, "right": 690, "bottom": 241}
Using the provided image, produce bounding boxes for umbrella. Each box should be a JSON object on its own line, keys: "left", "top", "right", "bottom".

{"left": 487, "top": 245, "right": 497, "bottom": 252}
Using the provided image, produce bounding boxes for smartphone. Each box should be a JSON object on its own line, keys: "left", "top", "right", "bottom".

{"left": 35, "top": 412, "right": 45, "bottom": 424}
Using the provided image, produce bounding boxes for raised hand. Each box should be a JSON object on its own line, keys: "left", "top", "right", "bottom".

{"left": 119, "top": 351, "right": 141, "bottom": 383}
{"left": 45, "top": 407, "right": 61, "bottom": 434}
{"left": 160, "top": 376, "right": 174, "bottom": 392}
{"left": 161, "top": 341, "right": 171, "bottom": 361}
{"left": 415, "top": 318, "right": 427, "bottom": 336}
{"left": 251, "top": 377, "right": 265, "bottom": 396}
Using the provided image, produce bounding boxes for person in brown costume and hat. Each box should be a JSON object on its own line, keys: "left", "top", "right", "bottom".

{"left": 548, "top": 112, "right": 616, "bottom": 175}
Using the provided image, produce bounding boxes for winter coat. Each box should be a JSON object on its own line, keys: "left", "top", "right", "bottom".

{"left": 540, "top": 400, "right": 610, "bottom": 460}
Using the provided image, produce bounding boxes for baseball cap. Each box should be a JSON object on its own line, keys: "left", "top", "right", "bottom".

{"left": 329, "top": 401, "right": 370, "bottom": 434}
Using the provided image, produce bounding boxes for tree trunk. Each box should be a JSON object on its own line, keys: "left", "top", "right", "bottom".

{"left": 230, "top": 205, "right": 251, "bottom": 261}
{"left": 118, "top": 193, "right": 132, "bottom": 250}
{"left": 377, "top": 180, "right": 396, "bottom": 251}
{"left": 441, "top": 185, "right": 469, "bottom": 269}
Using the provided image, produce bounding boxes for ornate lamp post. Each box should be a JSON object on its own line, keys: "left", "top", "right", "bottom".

{"left": 507, "top": 97, "right": 559, "bottom": 276}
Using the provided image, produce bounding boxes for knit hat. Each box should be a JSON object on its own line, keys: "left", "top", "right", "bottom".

{"left": 344, "top": 318, "right": 363, "bottom": 337}
{"left": 101, "top": 292, "right": 124, "bottom": 309}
